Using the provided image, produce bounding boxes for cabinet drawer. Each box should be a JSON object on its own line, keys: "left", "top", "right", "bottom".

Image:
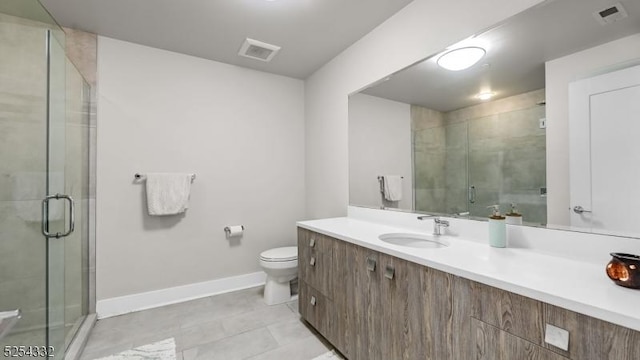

{"left": 471, "top": 281, "right": 545, "bottom": 346}
{"left": 300, "top": 251, "right": 331, "bottom": 296}
{"left": 298, "top": 229, "right": 332, "bottom": 296}
{"left": 543, "top": 304, "right": 640, "bottom": 359}
{"left": 472, "top": 318, "right": 567, "bottom": 360}
{"left": 299, "top": 281, "right": 332, "bottom": 338}
{"left": 298, "top": 228, "right": 333, "bottom": 255}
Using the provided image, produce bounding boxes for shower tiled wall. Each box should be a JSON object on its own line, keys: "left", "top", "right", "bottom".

{"left": 411, "top": 106, "right": 448, "bottom": 213}
{"left": 412, "top": 89, "right": 547, "bottom": 225}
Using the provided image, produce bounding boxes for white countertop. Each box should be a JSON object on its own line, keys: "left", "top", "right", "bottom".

{"left": 297, "top": 216, "right": 640, "bottom": 332}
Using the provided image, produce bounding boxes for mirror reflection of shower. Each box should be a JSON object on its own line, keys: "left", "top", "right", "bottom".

{"left": 412, "top": 89, "right": 547, "bottom": 225}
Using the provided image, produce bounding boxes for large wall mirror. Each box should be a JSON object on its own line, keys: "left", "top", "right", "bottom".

{"left": 349, "top": 0, "right": 640, "bottom": 238}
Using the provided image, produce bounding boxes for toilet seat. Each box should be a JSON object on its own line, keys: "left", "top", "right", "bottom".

{"left": 260, "top": 246, "right": 297, "bottom": 262}
{"left": 259, "top": 246, "right": 298, "bottom": 305}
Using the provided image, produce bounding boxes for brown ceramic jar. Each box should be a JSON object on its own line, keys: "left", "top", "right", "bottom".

{"left": 606, "top": 253, "right": 640, "bottom": 289}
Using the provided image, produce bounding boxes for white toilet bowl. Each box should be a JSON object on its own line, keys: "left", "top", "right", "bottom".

{"left": 259, "top": 246, "right": 298, "bottom": 305}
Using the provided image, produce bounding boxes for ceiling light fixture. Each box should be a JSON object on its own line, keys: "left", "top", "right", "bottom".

{"left": 477, "top": 91, "right": 495, "bottom": 101}
{"left": 437, "top": 47, "right": 486, "bottom": 71}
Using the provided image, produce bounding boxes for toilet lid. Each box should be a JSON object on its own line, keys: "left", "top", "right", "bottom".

{"left": 260, "top": 246, "right": 298, "bottom": 262}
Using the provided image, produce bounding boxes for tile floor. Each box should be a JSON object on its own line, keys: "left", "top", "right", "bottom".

{"left": 80, "top": 287, "right": 332, "bottom": 360}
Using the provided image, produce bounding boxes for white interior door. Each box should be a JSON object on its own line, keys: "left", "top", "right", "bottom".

{"left": 569, "top": 64, "right": 640, "bottom": 236}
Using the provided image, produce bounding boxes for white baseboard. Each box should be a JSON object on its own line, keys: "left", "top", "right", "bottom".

{"left": 96, "top": 271, "right": 267, "bottom": 319}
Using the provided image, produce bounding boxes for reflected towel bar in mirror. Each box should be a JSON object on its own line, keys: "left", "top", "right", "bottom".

{"left": 134, "top": 173, "right": 196, "bottom": 182}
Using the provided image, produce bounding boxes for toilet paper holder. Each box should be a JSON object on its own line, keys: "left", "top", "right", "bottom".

{"left": 224, "top": 225, "right": 245, "bottom": 236}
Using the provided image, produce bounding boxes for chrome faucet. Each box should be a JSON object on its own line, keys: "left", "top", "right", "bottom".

{"left": 417, "top": 215, "right": 450, "bottom": 235}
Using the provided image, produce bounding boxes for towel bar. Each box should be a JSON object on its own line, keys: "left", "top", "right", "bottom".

{"left": 135, "top": 173, "right": 196, "bottom": 181}
{"left": 377, "top": 176, "right": 404, "bottom": 193}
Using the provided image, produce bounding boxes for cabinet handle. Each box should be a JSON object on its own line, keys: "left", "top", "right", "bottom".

{"left": 309, "top": 237, "right": 316, "bottom": 247}
{"left": 366, "top": 257, "right": 377, "bottom": 272}
{"left": 310, "top": 296, "right": 317, "bottom": 306}
{"left": 309, "top": 257, "right": 316, "bottom": 267}
{"left": 385, "top": 266, "right": 395, "bottom": 280}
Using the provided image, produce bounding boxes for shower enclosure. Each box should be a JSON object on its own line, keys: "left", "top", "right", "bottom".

{"left": 0, "top": 0, "right": 95, "bottom": 358}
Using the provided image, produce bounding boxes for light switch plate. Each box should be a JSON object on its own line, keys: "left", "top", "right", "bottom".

{"left": 545, "top": 323, "right": 569, "bottom": 351}
{"left": 539, "top": 118, "right": 547, "bottom": 129}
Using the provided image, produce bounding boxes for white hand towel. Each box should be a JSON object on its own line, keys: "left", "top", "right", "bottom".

{"left": 145, "top": 173, "right": 193, "bottom": 216}
{"left": 383, "top": 175, "right": 403, "bottom": 202}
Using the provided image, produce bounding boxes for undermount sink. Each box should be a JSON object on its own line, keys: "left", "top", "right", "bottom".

{"left": 378, "top": 233, "right": 449, "bottom": 249}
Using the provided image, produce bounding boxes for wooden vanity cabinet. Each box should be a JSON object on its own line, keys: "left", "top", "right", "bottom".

{"left": 299, "top": 228, "right": 457, "bottom": 360}
{"left": 297, "top": 228, "right": 640, "bottom": 360}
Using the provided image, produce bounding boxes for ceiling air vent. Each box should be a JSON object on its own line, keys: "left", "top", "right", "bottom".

{"left": 593, "top": 3, "right": 628, "bottom": 25}
{"left": 238, "top": 38, "right": 281, "bottom": 62}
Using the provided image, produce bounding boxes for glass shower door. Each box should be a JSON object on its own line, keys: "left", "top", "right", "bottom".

{"left": 0, "top": 3, "right": 80, "bottom": 358}
{"left": 467, "top": 106, "right": 547, "bottom": 224}
{"left": 45, "top": 28, "right": 91, "bottom": 358}
{"left": 46, "top": 29, "right": 72, "bottom": 358}
{"left": 0, "top": 10, "right": 51, "bottom": 352}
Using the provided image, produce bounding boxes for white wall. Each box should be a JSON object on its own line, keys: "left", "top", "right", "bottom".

{"left": 96, "top": 36, "right": 305, "bottom": 300}
{"left": 349, "top": 94, "right": 412, "bottom": 210}
{"left": 304, "top": 0, "right": 544, "bottom": 219}
{"left": 545, "top": 33, "right": 640, "bottom": 226}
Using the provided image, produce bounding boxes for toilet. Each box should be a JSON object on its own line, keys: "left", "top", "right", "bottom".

{"left": 259, "top": 246, "right": 298, "bottom": 305}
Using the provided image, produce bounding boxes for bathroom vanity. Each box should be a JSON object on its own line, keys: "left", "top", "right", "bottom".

{"left": 300, "top": 0, "right": 640, "bottom": 356}
{"left": 297, "top": 215, "right": 640, "bottom": 360}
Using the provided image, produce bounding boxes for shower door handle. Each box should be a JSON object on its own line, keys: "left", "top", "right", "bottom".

{"left": 42, "top": 194, "right": 75, "bottom": 238}
{"left": 468, "top": 186, "right": 476, "bottom": 204}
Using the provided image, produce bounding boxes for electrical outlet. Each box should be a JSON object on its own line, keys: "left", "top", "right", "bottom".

{"left": 545, "top": 324, "right": 569, "bottom": 351}
{"left": 539, "top": 118, "right": 547, "bottom": 129}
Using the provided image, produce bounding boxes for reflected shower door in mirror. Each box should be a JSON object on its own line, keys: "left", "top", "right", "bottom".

{"left": 412, "top": 89, "right": 547, "bottom": 225}
{"left": 348, "top": 0, "right": 640, "bottom": 237}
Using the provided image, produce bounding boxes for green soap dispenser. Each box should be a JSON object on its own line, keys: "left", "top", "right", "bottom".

{"left": 487, "top": 205, "right": 506, "bottom": 248}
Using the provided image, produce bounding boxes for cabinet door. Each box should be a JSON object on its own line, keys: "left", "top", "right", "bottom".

{"left": 379, "top": 253, "right": 408, "bottom": 360}
{"left": 299, "top": 281, "right": 331, "bottom": 336}
{"left": 452, "top": 276, "right": 473, "bottom": 360}
{"left": 472, "top": 318, "right": 567, "bottom": 360}
{"left": 353, "top": 246, "right": 382, "bottom": 360}
{"left": 379, "top": 254, "right": 455, "bottom": 360}
{"left": 331, "top": 240, "right": 357, "bottom": 358}
{"left": 420, "top": 265, "right": 455, "bottom": 359}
